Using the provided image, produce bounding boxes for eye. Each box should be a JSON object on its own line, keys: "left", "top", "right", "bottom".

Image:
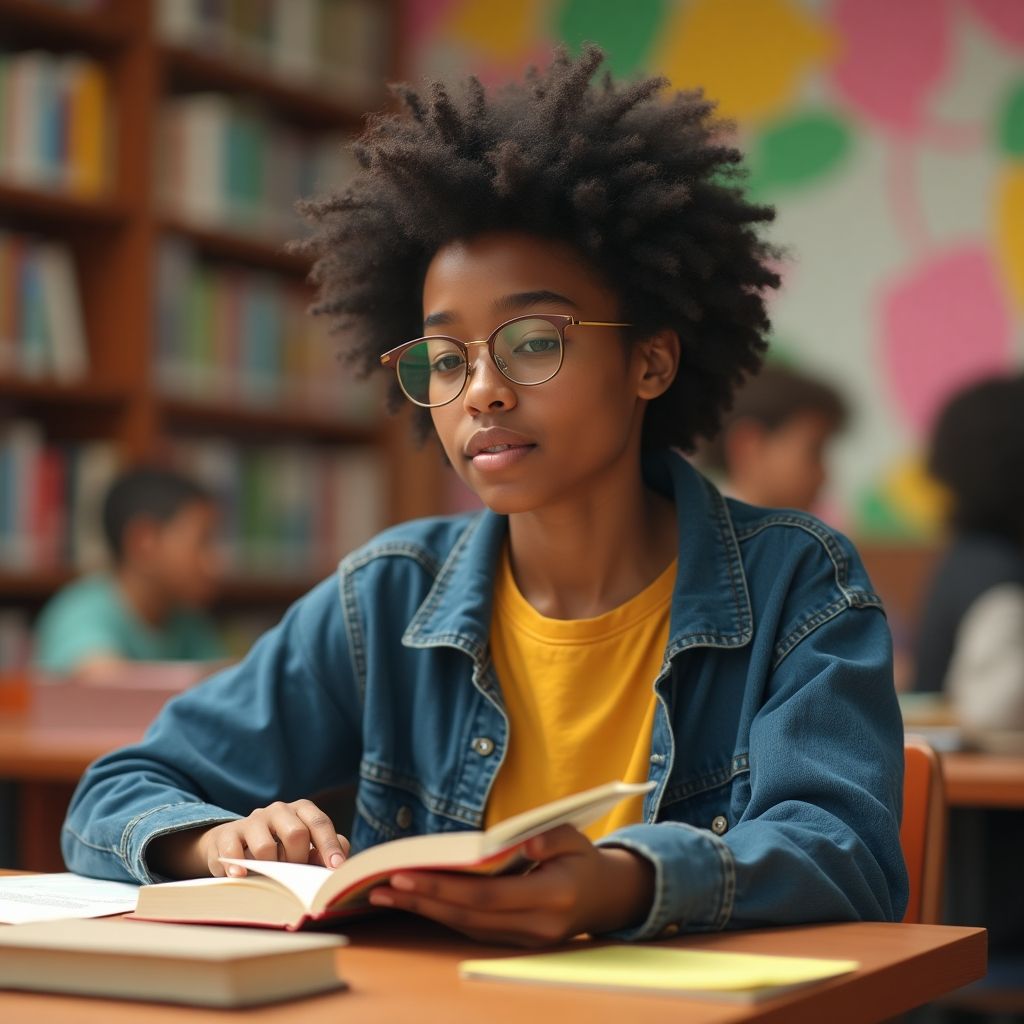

{"left": 513, "top": 332, "right": 560, "bottom": 355}
{"left": 430, "top": 352, "right": 466, "bottom": 374}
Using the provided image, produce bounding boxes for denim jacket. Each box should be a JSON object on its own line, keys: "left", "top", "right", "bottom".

{"left": 63, "top": 451, "right": 908, "bottom": 939}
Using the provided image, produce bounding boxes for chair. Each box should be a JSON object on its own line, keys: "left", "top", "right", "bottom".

{"left": 900, "top": 735, "right": 947, "bottom": 924}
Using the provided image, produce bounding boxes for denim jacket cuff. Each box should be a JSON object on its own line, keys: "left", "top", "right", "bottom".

{"left": 595, "top": 821, "right": 735, "bottom": 940}
{"left": 123, "top": 802, "right": 241, "bottom": 883}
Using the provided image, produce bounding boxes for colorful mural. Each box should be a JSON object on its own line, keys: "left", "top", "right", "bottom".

{"left": 402, "top": 0, "right": 1024, "bottom": 537}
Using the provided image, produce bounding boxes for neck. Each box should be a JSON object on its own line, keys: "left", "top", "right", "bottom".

{"left": 506, "top": 457, "right": 677, "bottom": 620}
{"left": 115, "top": 566, "right": 171, "bottom": 629}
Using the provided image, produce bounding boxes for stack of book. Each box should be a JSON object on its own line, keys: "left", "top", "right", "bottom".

{"left": 174, "top": 439, "right": 387, "bottom": 578}
{"left": 156, "top": 0, "right": 388, "bottom": 106}
{"left": 0, "top": 231, "right": 88, "bottom": 382}
{"left": 154, "top": 240, "right": 379, "bottom": 422}
{"left": 0, "top": 421, "right": 118, "bottom": 574}
{"left": 157, "top": 94, "right": 355, "bottom": 239}
{"left": 0, "top": 51, "right": 109, "bottom": 196}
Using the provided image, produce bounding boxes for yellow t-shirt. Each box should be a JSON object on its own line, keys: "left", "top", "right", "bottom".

{"left": 485, "top": 547, "right": 676, "bottom": 841}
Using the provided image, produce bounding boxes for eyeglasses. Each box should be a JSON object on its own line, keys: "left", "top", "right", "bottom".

{"left": 379, "top": 314, "right": 632, "bottom": 408}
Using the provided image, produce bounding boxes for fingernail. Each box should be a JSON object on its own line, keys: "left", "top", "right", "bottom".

{"left": 390, "top": 874, "right": 415, "bottom": 892}
{"left": 227, "top": 865, "right": 244, "bottom": 877}
{"left": 369, "top": 890, "right": 394, "bottom": 907}
{"left": 330, "top": 852, "right": 343, "bottom": 868}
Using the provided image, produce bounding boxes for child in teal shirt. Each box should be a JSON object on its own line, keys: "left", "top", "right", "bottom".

{"left": 34, "top": 466, "right": 224, "bottom": 678}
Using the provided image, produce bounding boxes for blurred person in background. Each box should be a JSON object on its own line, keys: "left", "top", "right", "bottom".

{"left": 913, "top": 372, "right": 1024, "bottom": 728}
{"left": 695, "top": 364, "right": 849, "bottom": 512}
{"left": 33, "top": 465, "right": 226, "bottom": 681}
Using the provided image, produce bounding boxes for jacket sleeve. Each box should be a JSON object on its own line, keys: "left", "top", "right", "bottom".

{"left": 61, "top": 575, "right": 364, "bottom": 883}
{"left": 598, "top": 601, "right": 908, "bottom": 940}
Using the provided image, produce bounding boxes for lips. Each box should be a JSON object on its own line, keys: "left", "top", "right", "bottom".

{"left": 464, "top": 428, "right": 536, "bottom": 459}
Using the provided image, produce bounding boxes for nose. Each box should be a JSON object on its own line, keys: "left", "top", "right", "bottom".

{"left": 462, "top": 341, "right": 517, "bottom": 414}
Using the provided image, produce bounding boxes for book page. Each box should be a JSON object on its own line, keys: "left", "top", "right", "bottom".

{"left": 0, "top": 873, "right": 139, "bottom": 924}
{"left": 216, "top": 859, "right": 331, "bottom": 910}
{"left": 483, "top": 780, "right": 656, "bottom": 851}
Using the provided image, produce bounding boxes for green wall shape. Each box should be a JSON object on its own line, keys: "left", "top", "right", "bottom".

{"left": 998, "top": 80, "right": 1024, "bottom": 158}
{"left": 747, "top": 111, "right": 854, "bottom": 199}
{"left": 557, "top": 0, "right": 667, "bottom": 78}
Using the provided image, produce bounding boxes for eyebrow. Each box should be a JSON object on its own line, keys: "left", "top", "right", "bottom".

{"left": 422, "top": 290, "right": 579, "bottom": 330}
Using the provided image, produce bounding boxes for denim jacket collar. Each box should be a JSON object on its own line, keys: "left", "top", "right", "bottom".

{"left": 402, "top": 451, "right": 753, "bottom": 661}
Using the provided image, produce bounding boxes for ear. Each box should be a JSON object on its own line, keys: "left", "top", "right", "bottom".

{"left": 634, "top": 329, "right": 680, "bottom": 401}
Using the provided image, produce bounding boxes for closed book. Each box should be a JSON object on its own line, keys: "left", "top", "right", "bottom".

{"left": 0, "top": 918, "right": 346, "bottom": 1008}
{"left": 134, "top": 780, "right": 654, "bottom": 931}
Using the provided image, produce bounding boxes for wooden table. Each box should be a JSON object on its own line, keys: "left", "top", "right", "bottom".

{"left": 941, "top": 753, "right": 1024, "bottom": 809}
{"left": 0, "top": 682, "right": 178, "bottom": 871}
{"left": 0, "top": 913, "right": 986, "bottom": 1023}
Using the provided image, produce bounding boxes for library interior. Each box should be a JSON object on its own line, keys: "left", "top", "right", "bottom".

{"left": 0, "top": 0, "right": 1021, "bottom": 1020}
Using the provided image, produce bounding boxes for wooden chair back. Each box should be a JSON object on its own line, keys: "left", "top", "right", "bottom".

{"left": 901, "top": 735, "right": 947, "bottom": 924}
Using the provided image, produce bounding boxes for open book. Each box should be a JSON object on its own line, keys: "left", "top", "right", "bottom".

{"left": 134, "top": 780, "right": 654, "bottom": 931}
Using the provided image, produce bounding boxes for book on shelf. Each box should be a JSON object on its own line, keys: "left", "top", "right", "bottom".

{"left": 133, "top": 780, "right": 654, "bottom": 931}
{"left": 459, "top": 945, "right": 860, "bottom": 1003}
{"left": 0, "top": 421, "right": 118, "bottom": 574}
{"left": 157, "top": 93, "right": 355, "bottom": 239}
{"left": 0, "top": 230, "right": 89, "bottom": 382}
{"left": 0, "top": 50, "right": 109, "bottom": 196}
{"left": 0, "top": 918, "right": 347, "bottom": 1008}
{"left": 155, "top": 238, "right": 377, "bottom": 419}
{"left": 155, "top": 0, "right": 388, "bottom": 105}
{"left": 173, "top": 439, "right": 386, "bottom": 577}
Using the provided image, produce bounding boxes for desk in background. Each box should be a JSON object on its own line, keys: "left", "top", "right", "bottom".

{"left": 0, "top": 678, "right": 184, "bottom": 871}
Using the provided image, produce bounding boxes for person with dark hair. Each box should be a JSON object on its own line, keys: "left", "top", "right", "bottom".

{"left": 914, "top": 372, "right": 1024, "bottom": 726}
{"left": 64, "top": 49, "right": 905, "bottom": 944}
{"left": 696, "top": 365, "right": 849, "bottom": 512}
{"left": 34, "top": 465, "right": 225, "bottom": 678}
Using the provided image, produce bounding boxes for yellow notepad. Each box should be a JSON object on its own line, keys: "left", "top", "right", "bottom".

{"left": 459, "top": 945, "right": 859, "bottom": 1003}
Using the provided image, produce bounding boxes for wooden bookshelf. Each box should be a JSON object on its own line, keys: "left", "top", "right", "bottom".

{"left": 0, "top": 182, "right": 129, "bottom": 230}
{"left": 0, "top": 0, "right": 439, "bottom": 626}
{"left": 159, "top": 218, "right": 311, "bottom": 276}
{"left": 0, "top": 0, "right": 130, "bottom": 50}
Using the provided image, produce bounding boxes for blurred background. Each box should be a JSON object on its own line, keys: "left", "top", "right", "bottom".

{"left": 0, "top": 0, "right": 1022, "bottom": 669}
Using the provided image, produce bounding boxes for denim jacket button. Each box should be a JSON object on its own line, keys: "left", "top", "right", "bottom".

{"left": 711, "top": 814, "right": 728, "bottom": 835}
{"left": 472, "top": 737, "right": 495, "bottom": 756}
{"left": 659, "top": 923, "right": 680, "bottom": 938}
{"left": 396, "top": 806, "right": 412, "bottom": 829}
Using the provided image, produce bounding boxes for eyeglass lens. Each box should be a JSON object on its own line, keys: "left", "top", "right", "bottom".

{"left": 396, "top": 317, "right": 563, "bottom": 407}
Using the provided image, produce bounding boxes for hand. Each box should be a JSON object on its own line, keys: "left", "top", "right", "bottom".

{"left": 366, "top": 824, "right": 654, "bottom": 947}
{"left": 147, "top": 800, "right": 350, "bottom": 879}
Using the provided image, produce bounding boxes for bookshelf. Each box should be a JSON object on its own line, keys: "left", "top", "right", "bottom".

{"left": 0, "top": 0, "right": 440, "bottom": 661}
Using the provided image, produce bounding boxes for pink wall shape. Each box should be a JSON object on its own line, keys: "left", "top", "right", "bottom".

{"left": 880, "top": 245, "right": 1013, "bottom": 438}
{"left": 829, "top": 0, "right": 952, "bottom": 136}
{"left": 964, "top": 0, "right": 1024, "bottom": 50}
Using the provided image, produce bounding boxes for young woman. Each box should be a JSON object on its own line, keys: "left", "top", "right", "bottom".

{"left": 64, "top": 47, "right": 907, "bottom": 944}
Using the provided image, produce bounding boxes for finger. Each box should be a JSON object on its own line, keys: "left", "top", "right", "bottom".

{"left": 266, "top": 807, "right": 315, "bottom": 864}
{"left": 387, "top": 860, "right": 576, "bottom": 914}
{"left": 209, "top": 827, "right": 247, "bottom": 877}
{"left": 309, "top": 835, "right": 351, "bottom": 867}
{"left": 524, "top": 824, "right": 593, "bottom": 862}
{"left": 293, "top": 801, "right": 347, "bottom": 868}
{"left": 241, "top": 820, "right": 281, "bottom": 863}
{"left": 368, "top": 886, "right": 573, "bottom": 947}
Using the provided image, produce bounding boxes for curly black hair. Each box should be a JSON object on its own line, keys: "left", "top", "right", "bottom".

{"left": 297, "top": 45, "right": 781, "bottom": 451}
{"left": 928, "top": 373, "right": 1024, "bottom": 544}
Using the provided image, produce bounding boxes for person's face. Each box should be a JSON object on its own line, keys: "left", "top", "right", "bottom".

{"left": 744, "top": 411, "right": 837, "bottom": 512}
{"left": 131, "top": 501, "right": 222, "bottom": 608}
{"left": 421, "top": 232, "right": 670, "bottom": 515}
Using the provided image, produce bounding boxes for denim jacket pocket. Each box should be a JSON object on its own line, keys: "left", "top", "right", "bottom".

{"left": 657, "top": 754, "right": 751, "bottom": 835}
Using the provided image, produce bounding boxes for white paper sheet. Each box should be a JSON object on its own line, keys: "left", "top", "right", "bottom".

{"left": 0, "top": 873, "right": 139, "bottom": 924}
